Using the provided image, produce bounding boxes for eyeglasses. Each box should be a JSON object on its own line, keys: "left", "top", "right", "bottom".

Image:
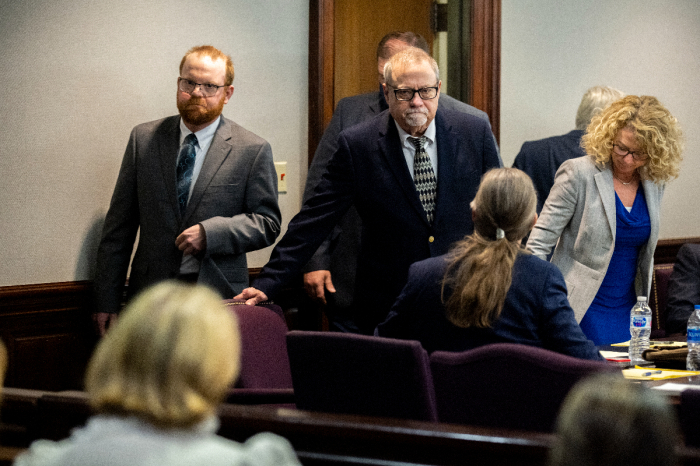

{"left": 390, "top": 85, "right": 439, "bottom": 102}
{"left": 178, "top": 78, "right": 225, "bottom": 97}
{"left": 612, "top": 144, "right": 647, "bottom": 161}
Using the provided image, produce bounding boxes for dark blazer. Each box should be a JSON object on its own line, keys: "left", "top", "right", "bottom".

{"left": 94, "top": 116, "right": 281, "bottom": 313}
{"left": 512, "top": 129, "right": 585, "bottom": 213}
{"left": 375, "top": 253, "right": 603, "bottom": 360}
{"left": 302, "top": 90, "right": 496, "bottom": 318}
{"left": 254, "top": 109, "right": 501, "bottom": 333}
{"left": 666, "top": 243, "right": 700, "bottom": 334}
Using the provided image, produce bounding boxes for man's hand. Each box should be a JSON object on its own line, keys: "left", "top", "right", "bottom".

{"left": 303, "top": 270, "right": 336, "bottom": 305}
{"left": 234, "top": 287, "right": 269, "bottom": 306}
{"left": 176, "top": 224, "right": 206, "bottom": 256}
{"left": 93, "top": 312, "right": 118, "bottom": 337}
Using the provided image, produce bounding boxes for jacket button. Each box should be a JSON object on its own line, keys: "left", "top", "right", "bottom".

{"left": 428, "top": 236, "right": 434, "bottom": 243}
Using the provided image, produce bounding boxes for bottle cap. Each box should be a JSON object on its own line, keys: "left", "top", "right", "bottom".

{"left": 695, "top": 304, "right": 700, "bottom": 310}
{"left": 637, "top": 296, "right": 647, "bottom": 302}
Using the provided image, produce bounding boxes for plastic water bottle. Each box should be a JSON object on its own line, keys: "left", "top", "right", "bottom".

{"left": 629, "top": 296, "right": 652, "bottom": 365}
{"left": 686, "top": 305, "right": 700, "bottom": 370}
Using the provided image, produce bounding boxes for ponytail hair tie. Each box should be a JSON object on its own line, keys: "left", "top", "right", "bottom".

{"left": 496, "top": 228, "right": 505, "bottom": 240}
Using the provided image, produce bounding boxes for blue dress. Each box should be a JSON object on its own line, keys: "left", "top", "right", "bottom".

{"left": 580, "top": 187, "right": 651, "bottom": 345}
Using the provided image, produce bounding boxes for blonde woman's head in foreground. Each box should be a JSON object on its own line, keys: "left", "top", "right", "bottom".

{"left": 85, "top": 281, "right": 241, "bottom": 428}
{"left": 549, "top": 373, "right": 679, "bottom": 466}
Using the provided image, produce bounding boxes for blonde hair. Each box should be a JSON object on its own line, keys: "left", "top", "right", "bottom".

{"left": 549, "top": 374, "right": 679, "bottom": 466}
{"left": 582, "top": 95, "right": 683, "bottom": 183}
{"left": 85, "top": 281, "right": 241, "bottom": 428}
{"left": 180, "top": 45, "right": 235, "bottom": 86}
{"left": 442, "top": 168, "right": 536, "bottom": 328}
{"left": 383, "top": 47, "right": 439, "bottom": 86}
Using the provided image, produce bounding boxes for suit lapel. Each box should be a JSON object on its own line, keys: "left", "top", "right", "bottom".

{"left": 182, "top": 118, "right": 232, "bottom": 224}
{"left": 157, "top": 117, "right": 182, "bottom": 220}
{"left": 377, "top": 113, "right": 429, "bottom": 224}
{"left": 594, "top": 165, "right": 616, "bottom": 241}
{"left": 643, "top": 179, "right": 660, "bottom": 245}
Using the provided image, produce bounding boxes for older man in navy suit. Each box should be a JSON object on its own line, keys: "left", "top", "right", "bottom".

{"left": 302, "top": 31, "right": 496, "bottom": 332}
{"left": 237, "top": 47, "right": 501, "bottom": 333}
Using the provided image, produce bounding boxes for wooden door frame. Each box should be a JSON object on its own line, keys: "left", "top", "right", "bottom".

{"left": 307, "top": 0, "right": 501, "bottom": 165}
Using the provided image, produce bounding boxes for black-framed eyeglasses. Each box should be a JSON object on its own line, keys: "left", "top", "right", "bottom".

{"left": 389, "top": 85, "right": 439, "bottom": 102}
{"left": 178, "top": 77, "right": 225, "bottom": 97}
{"left": 613, "top": 144, "right": 647, "bottom": 161}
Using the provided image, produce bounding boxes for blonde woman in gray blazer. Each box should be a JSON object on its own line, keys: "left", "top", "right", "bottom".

{"left": 527, "top": 96, "right": 682, "bottom": 344}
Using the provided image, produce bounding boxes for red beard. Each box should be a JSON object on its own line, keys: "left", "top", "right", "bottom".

{"left": 177, "top": 94, "right": 225, "bottom": 127}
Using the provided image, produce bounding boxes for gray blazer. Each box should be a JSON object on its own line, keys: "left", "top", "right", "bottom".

{"left": 94, "top": 116, "right": 281, "bottom": 313}
{"left": 526, "top": 156, "right": 662, "bottom": 322}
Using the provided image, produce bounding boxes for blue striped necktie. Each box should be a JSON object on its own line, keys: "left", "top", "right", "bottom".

{"left": 176, "top": 133, "right": 198, "bottom": 215}
{"left": 408, "top": 136, "right": 437, "bottom": 224}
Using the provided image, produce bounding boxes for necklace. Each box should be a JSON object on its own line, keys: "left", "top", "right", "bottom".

{"left": 613, "top": 174, "right": 634, "bottom": 186}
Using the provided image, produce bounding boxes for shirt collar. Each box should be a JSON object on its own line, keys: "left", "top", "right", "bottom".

{"left": 179, "top": 115, "right": 221, "bottom": 145}
{"left": 394, "top": 117, "right": 437, "bottom": 150}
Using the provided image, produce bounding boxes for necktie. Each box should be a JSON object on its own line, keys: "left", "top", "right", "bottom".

{"left": 408, "top": 136, "right": 437, "bottom": 224}
{"left": 176, "top": 133, "right": 198, "bottom": 215}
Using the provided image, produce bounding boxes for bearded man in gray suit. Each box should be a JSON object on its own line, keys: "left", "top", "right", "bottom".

{"left": 302, "top": 31, "right": 497, "bottom": 332}
{"left": 93, "top": 45, "right": 281, "bottom": 335}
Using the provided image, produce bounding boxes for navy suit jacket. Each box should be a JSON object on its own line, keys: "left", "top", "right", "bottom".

{"left": 512, "top": 129, "right": 585, "bottom": 213}
{"left": 302, "top": 90, "right": 496, "bottom": 317}
{"left": 254, "top": 109, "right": 501, "bottom": 332}
{"left": 666, "top": 243, "right": 700, "bottom": 334}
{"left": 376, "top": 253, "right": 603, "bottom": 360}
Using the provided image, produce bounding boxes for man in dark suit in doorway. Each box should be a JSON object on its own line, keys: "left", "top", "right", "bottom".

{"left": 301, "top": 31, "right": 497, "bottom": 332}
{"left": 237, "top": 47, "right": 500, "bottom": 333}
{"left": 93, "top": 45, "right": 281, "bottom": 335}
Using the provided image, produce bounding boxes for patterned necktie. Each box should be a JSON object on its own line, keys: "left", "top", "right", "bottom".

{"left": 176, "top": 133, "right": 198, "bottom": 215}
{"left": 408, "top": 136, "right": 437, "bottom": 224}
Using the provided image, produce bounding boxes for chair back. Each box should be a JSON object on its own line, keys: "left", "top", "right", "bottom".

{"left": 223, "top": 301, "right": 292, "bottom": 389}
{"left": 650, "top": 263, "right": 674, "bottom": 337}
{"left": 430, "top": 343, "right": 618, "bottom": 431}
{"left": 286, "top": 331, "right": 438, "bottom": 421}
{"left": 680, "top": 389, "right": 700, "bottom": 448}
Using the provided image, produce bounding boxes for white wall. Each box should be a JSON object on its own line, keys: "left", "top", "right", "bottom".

{"left": 0, "top": 0, "right": 308, "bottom": 286}
{"left": 501, "top": 0, "right": 700, "bottom": 239}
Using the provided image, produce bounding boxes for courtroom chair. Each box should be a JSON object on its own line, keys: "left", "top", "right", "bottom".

{"left": 35, "top": 391, "right": 91, "bottom": 441}
{"left": 650, "top": 263, "right": 674, "bottom": 338}
{"left": 680, "top": 388, "right": 700, "bottom": 448}
{"left": 286, "top": 331, "right": 438, "bottom": 421}
{"left": 430, "top": 343, "right": 618, "bottom": 432}
{"left": 222, "top": 301, "right": 295, "bottom": 405}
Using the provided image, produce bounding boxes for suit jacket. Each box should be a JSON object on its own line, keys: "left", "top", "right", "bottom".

{"left": 512, "top": 129, "right": 585, "bottom": 213}
{"left": 254, "top": 109, "right": 501, "bottom": 333}
{"left": 302, "top": 89, "right": 497, "bottom": 318}
{"left": 94, "top": 116, "right": 281, "bottom": 314}
{"left": 375, "top": 254, "right": 603, "bottom": 360}
{"left": 666, "top": 243, "right": 700, "bottom": 334}
{"left": 526, "top": 156, "right": 662, "bottom": 322}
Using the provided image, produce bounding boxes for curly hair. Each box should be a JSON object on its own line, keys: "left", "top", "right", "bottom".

{"left": 581, "top": 95, "right": 683, "bottom": 183}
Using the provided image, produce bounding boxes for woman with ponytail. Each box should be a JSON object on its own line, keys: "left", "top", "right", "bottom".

{"left": 376, "top": 168, "right": 602, "bottom": 360}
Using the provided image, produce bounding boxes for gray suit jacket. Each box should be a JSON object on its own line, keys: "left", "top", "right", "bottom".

{"left": 94, "top": 116, "right": 281, "bottom": 313}
{"left": 302, "top": 89, "right": 497, "bottom": 314}
{"left": 526, "top": 156, "right": 662, "bottom": 322}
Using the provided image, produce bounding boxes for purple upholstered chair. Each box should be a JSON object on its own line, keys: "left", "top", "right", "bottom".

{"left": 680, "top": 388, "right": 700, "bottom": 448}
{"left": 430, "top": 343, "right": 618, "bottom": 432}
{"left": 222, "top": 301, "right": 294, "bottom": 405}
{"left": 286, "top": 331, "right": 438, "bottom": 421}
